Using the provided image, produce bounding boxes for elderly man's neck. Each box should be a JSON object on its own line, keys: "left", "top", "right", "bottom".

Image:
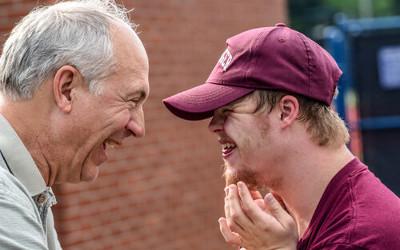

{"left": 0, "top": 90, "right": 54, "bottom": 186}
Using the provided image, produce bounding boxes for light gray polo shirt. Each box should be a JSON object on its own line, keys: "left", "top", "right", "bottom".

{"left": 0, "top": 115, "right": 62, "bottom": 250}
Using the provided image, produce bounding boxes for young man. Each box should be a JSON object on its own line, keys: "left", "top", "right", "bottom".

{"left": 163, "top": 24, "right": 400, "bottom": 249}
{"left": 0, "top": 0, "right": 149, "bottom": 248}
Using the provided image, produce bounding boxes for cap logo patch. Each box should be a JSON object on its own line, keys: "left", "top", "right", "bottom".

{"left": 218, "top": 48, "right": 233, "bottom": 72}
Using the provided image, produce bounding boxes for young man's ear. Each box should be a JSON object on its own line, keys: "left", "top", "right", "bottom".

{"left": 278, "top": 95, "right": 299, "bottom": 128}
{"left": 52, "top": 65, "right": 82, "bottom": 113}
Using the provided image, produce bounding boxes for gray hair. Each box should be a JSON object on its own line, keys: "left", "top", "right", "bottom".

{"left": 0, "top": 0, "right": 136, "bottom": 100}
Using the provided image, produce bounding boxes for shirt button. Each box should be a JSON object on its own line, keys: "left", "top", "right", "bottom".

{"left": 37, "top": 194, "right": 47, "bottom": 204}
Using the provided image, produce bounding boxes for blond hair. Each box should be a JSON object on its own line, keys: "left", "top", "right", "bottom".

{"left": 251, "top": 90, "right": 349, "bottom": 147}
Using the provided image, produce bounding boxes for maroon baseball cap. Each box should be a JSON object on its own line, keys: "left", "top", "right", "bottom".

{"left": 163, "top": 23, "right": 342, "bottom": 121}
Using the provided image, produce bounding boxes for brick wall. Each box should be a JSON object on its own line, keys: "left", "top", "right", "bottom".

{"left": 0, "top": 1, "right": 287, "bottom": 249}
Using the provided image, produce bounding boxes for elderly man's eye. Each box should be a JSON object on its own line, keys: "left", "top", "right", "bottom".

{"left": 126, "top": 98, "right": 139, "bottom": 108}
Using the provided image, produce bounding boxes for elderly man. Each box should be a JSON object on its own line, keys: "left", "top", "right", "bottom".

{"left": 163, "top": 24, "right": 400, "bottom": 249}
{"left": 0, "top": 0, "right": 149, "bottom": 249}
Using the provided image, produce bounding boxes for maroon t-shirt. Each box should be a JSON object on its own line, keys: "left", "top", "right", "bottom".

{"left": 297, "top": 158, "right": 400, "bottom": 250}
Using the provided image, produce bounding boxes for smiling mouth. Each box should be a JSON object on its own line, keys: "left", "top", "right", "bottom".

{"left": 102, "top": 138, "right": 122, "bottom": 150}
{"left": 222, "top": 142, "right": 236, "bottom": 157}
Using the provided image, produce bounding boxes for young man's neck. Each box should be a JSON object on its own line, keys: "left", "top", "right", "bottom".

{"left": 266, "top": 144, "right": 354, "bottom": 238}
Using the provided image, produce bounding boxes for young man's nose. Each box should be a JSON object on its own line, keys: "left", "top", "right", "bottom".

{"left": 208, "top": 112, "right": 225, "bottom": 133}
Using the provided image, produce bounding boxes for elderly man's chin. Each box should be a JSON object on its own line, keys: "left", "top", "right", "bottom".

{"left": 80, "top": 163, "right": 100, "bottom": 182}
{"left": 223, "top": 163, "right": 259, "bottom": 190}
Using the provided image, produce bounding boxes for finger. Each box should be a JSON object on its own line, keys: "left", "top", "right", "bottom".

{"left": 254, "top": 198, "right": 267, "bottom": 211}
{"left": 250, "top": 190, "right": 263, "bottom": 200}
{"left": 250, "top": 189, "right": 267, "bottom": 210}
{"left": 225, "top": 187, "right": 247, "bottom": 233}
{"left": 224, "top": 187, "right": 231, "bottom": 219}
{"left": 271, "top": 191, "right": 289, "bottom": 212}
{"left": 237, "top": 182, "right": 275, "bottom": 225}
{"left": 218, "top": 217, "right": 242, "bottom": 246}
{"left": 264, "top": 193, "right": 294, "bottom": 228}
{"left": 225, "top": 186, "right": 240, "bottom": 232}
{"left": 227, "top": 184, "right": 253, "bottom": 231}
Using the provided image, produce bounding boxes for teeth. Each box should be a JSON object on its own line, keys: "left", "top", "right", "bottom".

{"left": 222, "top": 143, "right": 236, "bottom": 150}
{"left": 104, "top": 139, "right": 120, "bottom": 149}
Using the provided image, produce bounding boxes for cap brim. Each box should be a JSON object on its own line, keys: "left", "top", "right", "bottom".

{"left": 163, "top": 83, "right": 254, "bottom": 121}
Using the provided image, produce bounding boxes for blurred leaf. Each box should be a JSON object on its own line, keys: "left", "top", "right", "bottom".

{"left": 289, "top": 0, "right": 400, "bottom": 37}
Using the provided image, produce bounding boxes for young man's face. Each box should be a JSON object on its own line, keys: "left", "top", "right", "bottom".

{"left": 208, "top": 94, "right": 280, "bottom": 190}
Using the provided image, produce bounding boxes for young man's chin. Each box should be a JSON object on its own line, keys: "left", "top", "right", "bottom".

{"left": 223, "top": 165, "right": 259, "bottom": 190}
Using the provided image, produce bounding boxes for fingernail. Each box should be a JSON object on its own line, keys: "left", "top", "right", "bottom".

{"left": 237, "top": 182, "right": 244, "bottom": 189}
{"left": 224, "top": 187, "right": 229, "bottom": 195}
{"left": 265, "top": 193, "right": 274, "bottom": 203}
{"left": 237, "top": 183, "right": 243, "bottom": 193}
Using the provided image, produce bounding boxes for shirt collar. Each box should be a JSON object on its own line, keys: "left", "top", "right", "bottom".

{"left": 0, "top": 114, "right": 47, "bottom": 196}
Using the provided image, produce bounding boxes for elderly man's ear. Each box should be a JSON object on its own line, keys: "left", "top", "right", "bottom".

{"left": 278, "top": 95, "right": 299, "bottom": 128}
{"left": 52, "top": 65, "right": 82, "bottom": 113}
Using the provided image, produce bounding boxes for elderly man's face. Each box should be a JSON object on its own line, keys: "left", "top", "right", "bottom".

{"left": 59, "top": 23, "right": 149, "bottom": 183}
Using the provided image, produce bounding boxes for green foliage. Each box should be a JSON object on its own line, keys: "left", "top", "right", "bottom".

{"left": 289, "top": 0, "right": 400, "bottom": 36}
{"left": 374, "top": 0, "right": 396, "bottom": 16}
{"left": 322, "top": 0, "right": 358, "bottom": 17}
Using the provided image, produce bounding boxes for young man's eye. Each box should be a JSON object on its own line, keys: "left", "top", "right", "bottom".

{"left": 222, "top": 109, "right": 233, "bottom": 115}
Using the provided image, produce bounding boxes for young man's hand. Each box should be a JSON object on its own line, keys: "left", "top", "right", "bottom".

{"left": 218, "top": 182, "right": 298, "bottom": 250}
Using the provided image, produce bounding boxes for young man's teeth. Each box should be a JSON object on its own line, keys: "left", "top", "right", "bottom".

{"left": 223, "top": 143, "right": 236, "bottom": 150}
